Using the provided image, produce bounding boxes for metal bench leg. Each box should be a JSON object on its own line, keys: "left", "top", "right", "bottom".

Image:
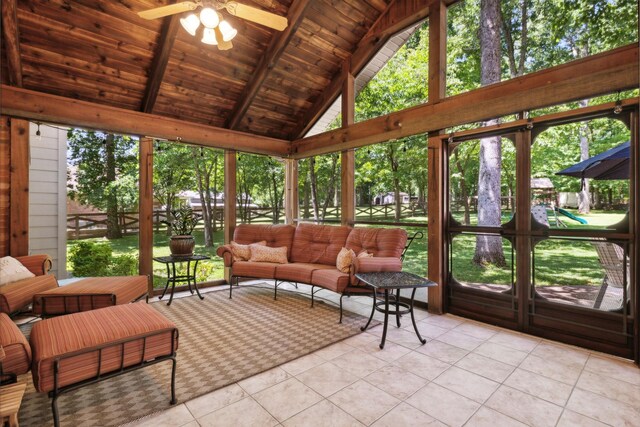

{"left": 52, "top": 395, "right": 60, "bottom": 427}
{"left": 170, "top": 356, "right": 177, "bottom": 405}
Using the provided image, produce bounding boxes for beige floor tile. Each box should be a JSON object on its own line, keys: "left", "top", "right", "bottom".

{"left": 411, "top": 321, "right": 450, "bottom": 339}
{"left": 576, "top": 369, "right": 640, "bottom": 408}
{"left": 488, "top": 330, "right": 540, "bottom": 353}
{"left": 566, "top": 387, "right": 640, "bottom": 426}
{"left": 406, "top": 382, "right": 480, "bottom": 427}
{"left": 415, "top": 339, "right": 469, "bottom": 364}
{"left": 343, "top": 333, "right": 379, "bottom": 350}
{"left": 583, "top": 354, "right": 640, "bottom": 386}
{"left": 361, "top": 340, "right": 412, "bottom": 362}
{"left": 371, "top": 402, "right": 442, "bottom": 427}
{"left": 435, "top": 330, "right": 485, "bottom": 351}
{"left": 253, "top": 378, "right": 323, "bottom": 422}
{"left": 433, "top": 366, "right": 499, "bottom": 403}
{"left": 485, "top": 385, "right": 563, "bottom": 427}
{"left": 282, "top": 400, "right": 363, "bottom": 427}
{"left": 314, "top": 341, "right": 355, "bottom": 361}
{"left": 473, "top": 341, "right": 528, "bottom": 366}
{"left": 179, "top": 421, "right": 200, "bottom": 427}
{"left": 238, "top": 367, "right": 291, "bottom": 394}
{"left": 329, "top": 380, "right": 400, "bottom": 426}
{"left": 519, "top": 354, "right": 583, "bottom": 385}
{"left": 364, "top": 365, "right": 428, "bottom": 400}
{"left": 281, "top": 353, "right": 326, "bottom": 376}
{"left": 331, "top": 348, "right": 388, "bottom": 378}
{"left": 452, "top": 322, "right": 498, "bottom": 340}
{"left": 464, "top": 406, "right": 527, "bottom": 427}
{"left": 198, "top": 397, "right": 278, "bottom": 427}
{"left": 296, "top": 362, "right": 359, "bottom": 397}
{"left": 133, "top": 404, "right": 195, "bottom": 427}
{"left": 393, "top": 351, "right": 451, "bottom": 380}
{"left": 531, "top": 342, "right": 589, "bottom": 367}
{"left": 504, "top": 368, "right": 573, "bottom": 406}
{"left": 422, "top": 315, "right": 464, "bottom": 329}
{"left": 556, "top": 409, "right": 610, "bottom": 427}
{"left": 185, "top": 383, "right": 248, "bottom": 418}
{"left": 367, "top": 325, "right": 428, "bottom": 349}
{"left": 455, "top": 353, "right": 515, "bottom": 382}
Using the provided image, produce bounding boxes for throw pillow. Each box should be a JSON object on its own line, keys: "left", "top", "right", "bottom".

{"left": 230, "top": 240, "right": 266, "bottom": 262}
{"left": 249, "top": 244, "right": 288, "bottom": 264}
{"left": 336, "top": 247, "right": 356, "bottom": 273}
{"left": 0, "top": 256, "right": 35, "bottom": 286}
{"left": 357, "top": 250, "right": 374, "bottom": 258}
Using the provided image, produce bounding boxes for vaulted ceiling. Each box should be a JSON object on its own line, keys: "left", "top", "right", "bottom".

{"left": 1, "top": 0, "right": 407, "bottom": 140}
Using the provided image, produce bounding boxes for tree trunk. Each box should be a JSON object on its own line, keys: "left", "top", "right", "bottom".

{"left": 577, "top": 99, "right": 591, "bottom": 214}
{"left": 105, "top": 133, "right": 122, "bottom": 239}
{"left": 321, "top": 154, "right": 339, "bottom": 220}
{"left": 474, "top": 0, "right": 505, "bottom": 267}
{"left": 309, "top": 157, "right": 320, "bottom": 221}
{"left": 192, "top": 150, "right": 213, "bottom": 246}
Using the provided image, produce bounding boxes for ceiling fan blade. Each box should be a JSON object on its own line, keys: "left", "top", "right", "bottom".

{"left": 137, "top": 1, "right": 199, "bottom": 20}
{"left": 224, "top": 2, "right": 288, "bottom": 31}
{"left": 215, "top": 27, "right": 233, "bottom": 50}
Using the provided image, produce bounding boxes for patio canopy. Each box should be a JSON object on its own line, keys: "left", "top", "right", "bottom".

{"left": 556, "top": 141, "right": 630, "bottom": 180}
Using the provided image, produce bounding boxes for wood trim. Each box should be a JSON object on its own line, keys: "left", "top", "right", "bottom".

{"left": 224, "top": 150, "right": 237, "bottom": 283}
{"left": 427, "top": 136, "right": 445, "bottom": 313}
{"left": 292, "top": 0, "right": 450, "bottom": 139}
{"left": 141, "top": 16, "right": 180, "bottom": 114}
{"left": 284, "top": 158, "right": 298, "bottom": 224}
{"left": 631, "top": 109, "right": 639, "bottom": 365}
{"left": 226, "top": 0, "right": 312, "bottom": 129}
{"left": 139, "top": 137, "right": 154, "bottom": 297}
{"left": 1, "top": 0, "right": 23, "bottom": 87}
{"left": 292, "top": 44, "right": 639, "bottom": 158}
{"left": 515, "top": 130, "right": 532, "bottom": 330}
{"left": 0, "top": 117, "right": 10, "bottom": 257}
{"left": 9, "top": 118, "right": 28, "bottom": 256}
{"left": 0, "top": 85, "right": 290, "bottom": 156}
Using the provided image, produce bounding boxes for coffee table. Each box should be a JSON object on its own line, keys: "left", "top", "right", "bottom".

{"left": 153, "top": 254, "right": 210, "bottom": 305}
{"left": 355, "top": 271, "right": 437, "bottom": 349}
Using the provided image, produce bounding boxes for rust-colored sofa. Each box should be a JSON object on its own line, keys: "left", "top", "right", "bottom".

{"left": 216, "top": 223, "right": 408, "bottom": 320}
{"left": 0, "top": 255, "right": 58, "bottom": 315}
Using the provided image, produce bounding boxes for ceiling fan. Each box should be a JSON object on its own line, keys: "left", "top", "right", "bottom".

{"left": 138, "top": 1, "right": 288, "bottom": 50}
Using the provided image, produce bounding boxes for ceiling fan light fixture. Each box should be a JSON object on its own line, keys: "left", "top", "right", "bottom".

{"left": 180, "top": 13, "right": 200, "bottom": 36}
{"left": 201, "top": 27, "right": 218, "bottom": 45}
{"left": 219, "top": 20, "right": 237, "bottom": 41}
{"left": 199, "top": 7, "right": 220, "bottom": 28}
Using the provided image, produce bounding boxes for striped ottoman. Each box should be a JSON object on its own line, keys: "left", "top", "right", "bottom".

{"left": 0, "top": 313, "right": 31, "bottom": 380}
{"left": 32, "top": 276, "right": 148, "bottom": 317}
{"left": 30, "top": 302, "right": 178, "bottom": 427}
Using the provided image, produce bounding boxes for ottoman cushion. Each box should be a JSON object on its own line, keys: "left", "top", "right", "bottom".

{"left": 32, "top": 276, "right": 148, "bottom": 316}
{"left": 0, "top": 275, "right": 58, "bottom": 315}
{"left": 30, "top": 302, "right": 177, "bottom": 393}
{"left": 0, "top": 313, "right": 32, "bottom": 375}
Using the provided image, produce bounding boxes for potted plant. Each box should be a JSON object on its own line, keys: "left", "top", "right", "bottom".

{"left": 162, "top": 207, "right": 202, "bottom": 256}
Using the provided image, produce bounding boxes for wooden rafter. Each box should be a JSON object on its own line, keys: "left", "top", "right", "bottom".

{"left": 1, "top": 0, "right": 23, "bottom": 87}
{"left": 291, "top": 0, "right": 459, "bottom": 139}
{"left": 292, "top": 43, "right": 639, "bottom": 158}
{"left": 1, "top": 85, "right": 290, "bottom": 156}
{"left": 141, "top": 15, "right": 180, "bottom": 113}
{"left": 225, "top": 0, "right": 312, "bottom": 130}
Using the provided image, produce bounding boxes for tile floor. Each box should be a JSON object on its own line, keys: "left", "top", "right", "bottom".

{"left": 129, "top": 282, "right": 640, "bottom": 427}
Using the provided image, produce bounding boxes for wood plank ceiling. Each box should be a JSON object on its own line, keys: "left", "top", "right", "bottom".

{"left": 2, "top": 0, "right": 392, "bottom": 140}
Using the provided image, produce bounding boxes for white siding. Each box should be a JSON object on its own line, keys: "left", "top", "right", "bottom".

{"left": 29, "top": 123, "right": 68, "bottom": 278}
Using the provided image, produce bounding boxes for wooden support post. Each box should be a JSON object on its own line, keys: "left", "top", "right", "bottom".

{"left": 341, "top": 63, "right": 355, "bottom": 226}
{"left": 426, "top": 0, "right": 447, "bottom": 312}
{"left": 630, "top": 109, "right": 639, "bottom": 365}
{"left": 224, "top": 150, "right": 237, "bottom": 283}
{"left": 514, "top": 130, "right": 532, "bottom": 330}
{"left": 0, "top": 117, "right": 10, "bottom": 257}
{"left": 284, "top": 158, "right": 299, "bottom": 225}
{"left": 139, "top": 137, "right": 154, "bottom": 297}
{"left": 9, "top": 118, "right": 29, "bottom": 256}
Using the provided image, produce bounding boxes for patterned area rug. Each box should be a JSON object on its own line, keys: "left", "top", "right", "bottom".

{"left": 18, "top": 286, "right": 370, "bottom": 426}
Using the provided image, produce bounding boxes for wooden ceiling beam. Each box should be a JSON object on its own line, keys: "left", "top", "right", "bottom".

{"left": 1, "top": 0, "right": 23, "bottom": 87}
{"left": 225, "top": 0, "right": 312, "bottom": 130}
{"left": 291, "top": 43, "right": 639, "bottom": 158}
{"left": 141, "top": 15, "right": 180, "bottom": 113}
{"left": 1, "top": 85, "right": 290, "bottom": 156}
{"left": 291, "top": 0, "right": 460, "bottom": 139}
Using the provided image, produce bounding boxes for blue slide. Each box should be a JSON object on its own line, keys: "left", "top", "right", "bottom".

{"left": 556, "top": 208, "right": 588, "bottom": 225}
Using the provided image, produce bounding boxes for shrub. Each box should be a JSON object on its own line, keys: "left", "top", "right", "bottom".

{"left": 109, "top": 254, "right": 138, "bottom": 276}
{"left": 69, "top": 241, "right": 112, "bottom": 277}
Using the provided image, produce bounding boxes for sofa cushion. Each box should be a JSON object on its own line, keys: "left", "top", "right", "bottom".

{"left": 346, "top": 227, "right": 407, "bottom": 258}
{"left": 336, "top": 247, "right": 357, "bottom": 273}
{"left": 0, "top": 256, "right": 35, "bottom": 286}
{"left": 310, "top": 269, "right": 350, "bottom": 293}
{"left": 275, "top": 263, "right": 335, "bottom": 284}
{"left": 231, "top": 240, "right": 266, "bottom": 262}
{"left": 232, "top": 261, "right": 278, "bottom": 279}
{"left": 0, "top": 274, "right": 59, "bottom": 315}
{"left": 0, "top": 313, "right": 31, "bottom": 375}
{"left": 290, "top": 223, "right": 352, "bottom": 265}
{"left": 249, "top": 245, "right": 288, "bottom": 264}
{"left": 233, "top": 224, "right": 296, "bottom": 256}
